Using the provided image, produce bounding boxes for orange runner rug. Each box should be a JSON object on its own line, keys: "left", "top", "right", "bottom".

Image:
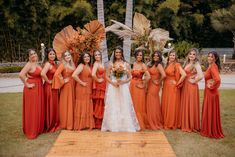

{"left": 46, "top": 130, "right": 176, "bottom": 157}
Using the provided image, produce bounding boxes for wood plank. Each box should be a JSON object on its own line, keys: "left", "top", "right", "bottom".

{"left": 46, "top": 130, "right": 176, "bottom": 157}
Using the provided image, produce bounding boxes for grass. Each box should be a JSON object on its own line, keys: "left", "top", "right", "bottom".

{"left": 0, "top": 90, "right": 235, "bottom": 157}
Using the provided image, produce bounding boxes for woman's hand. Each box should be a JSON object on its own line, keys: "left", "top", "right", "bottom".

{"left": 81, "top": 81, "right": 87, "bottom": 87}
{"left": 97, "top": 78, "right": 104, "bottom": 83}
{"left": 64, "top": 78, "right": 69, "bottom": 83}
{"left": 111, "top": 81, "right": 119, "bottom": 88}
{"left": 25, "top": 82, "right": 35, "bottom": 89}
{"left": 152, "top": 79, "right": 160, "bottom": 85}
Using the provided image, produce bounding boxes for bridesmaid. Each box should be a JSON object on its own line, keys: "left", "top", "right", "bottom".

{"left": 92, "top": 50, "right": 106, "bottom": 129}
{"left": 161, "top": 50, "right": 186, "bottom": 129}
{"left": 181, "top": 48, "right": 203, "bottom": 132}
{"left": 41, "top": 48, "right": 60, "bottom": 133}
{"left": 200, "top": 51, "right": 224, "bottom": 138}
{"left": 146, "top": 51, "right": 166, "bottom": 130}
{"left": 72, "top": 52, "right": 95, "bottom": 130}
{"left": 52, "top": 51, "right": 75, "bottom": 130}
{"left": 19, "top": 49, "right": 44, "bottom": 139}
{"left": 130, "top": 49, "right": 150, "bottom": 130}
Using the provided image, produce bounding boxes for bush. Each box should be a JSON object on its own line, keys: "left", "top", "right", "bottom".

{"left": 0, "top": 66, "right": 23, "bottom": 73}
{"left": 173, "top": 40, "right": 200, "bottom": 59}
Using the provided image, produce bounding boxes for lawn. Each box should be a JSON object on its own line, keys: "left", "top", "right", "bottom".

{"left": 0, "top": 90, "right": 234, "bottom": 157}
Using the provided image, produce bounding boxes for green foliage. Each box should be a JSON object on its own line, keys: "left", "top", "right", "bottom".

{"left": 0, "top": 66, "right": 23, "bottom": 73}
{"left": 157, "top": 0, "right": 180, "bottom": 14}
{"left": 173, "top": 40, "right": 200, "bottom": 59}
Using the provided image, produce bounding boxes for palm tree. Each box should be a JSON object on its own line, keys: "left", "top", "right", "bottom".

{"left": 211, "top": 4, "right": 235, "bottom": 59}
{"left": 123, "top": 0, "right": 133, "bottom": 63}
{"left": 97, "top": 0, "right": 109, "bottom": 65}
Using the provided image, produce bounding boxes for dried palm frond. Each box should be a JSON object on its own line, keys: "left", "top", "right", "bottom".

{"left": 149, "top": 28, "right": 173, "bottom": 43}
{"left": 133, "top": 12, "right": 151, "bottom": 36}
{"left": 53, "top": 25, "right": 77, "bottom": 59}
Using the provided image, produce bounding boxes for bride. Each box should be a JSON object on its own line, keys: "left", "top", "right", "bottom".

{"left": 101, "top": 46, "right": 140, "bottom": 132}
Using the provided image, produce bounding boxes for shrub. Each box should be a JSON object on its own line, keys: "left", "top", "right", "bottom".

{"left": 173, "top": 40, "right": 200, "bottom": 59}
{"left": 0, "top": 66, "right": 23, "bottom": 73}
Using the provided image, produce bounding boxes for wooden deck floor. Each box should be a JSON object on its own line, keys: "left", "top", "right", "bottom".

{"left": 46, "top": 130, "right": 176, "bottom": 157}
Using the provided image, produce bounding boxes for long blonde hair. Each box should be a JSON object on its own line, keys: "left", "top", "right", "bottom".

{"left": 183, "top": 48, "right": 200, "bottom": 69}
{"left": 61, "top": 51, "right": 75, "bottom": 68}
{"left": 165, "top": 50, "right": 178, "bottom": 68}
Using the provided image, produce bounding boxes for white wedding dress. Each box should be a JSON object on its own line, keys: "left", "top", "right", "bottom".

{"left": 101, "top": 62, "right": 140, "bottom": 132}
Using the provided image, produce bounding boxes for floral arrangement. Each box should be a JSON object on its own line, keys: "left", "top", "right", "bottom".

{"left": 53, "top": 20, "right": 105, "bottom": 63}
{"left": 112, "top": 64, "right": 126, "bottom": 79}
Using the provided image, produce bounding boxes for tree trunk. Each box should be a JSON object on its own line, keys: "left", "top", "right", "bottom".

{"left": 97, "top": 0, "right": 109, "bottom": 66}
{"left": 123, "top": 0, "right": 133, "bottom": 63}
{"left": 232, "top": 31, "right": 235, "bottom": 59}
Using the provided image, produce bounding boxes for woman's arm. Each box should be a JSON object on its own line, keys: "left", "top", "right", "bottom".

{"left": 105, "top": 62, "right": 119, "bottom": 87}
{"left": 41, "top": 62, "right": 52, "bottom": 84}
{"left": 143, "top": 63, "right": 151, "bottom": 82}
{"left": 118, "top": 63, "right": 132, "bottom": 85}
{"left": 19, "top": 62, "right": 35, "bottom": 88}
{"left": 92, "top": 62, "right": 104, "bottom": 83}
{"left": 176, "top": 65, "right": 186, "bottom": 87}
{"left": 72, "top": 64, "right": 87, "bottom": 86}
{"left": 52, "top": 63, "right": 66, "bottom": 89}
{"left": 157, "top": 64, "right": 166, "bottom": 83}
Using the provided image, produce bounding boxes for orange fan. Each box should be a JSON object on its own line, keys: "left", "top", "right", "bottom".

{"left": 53, "top": 25, "right": 77, "bottom": 60}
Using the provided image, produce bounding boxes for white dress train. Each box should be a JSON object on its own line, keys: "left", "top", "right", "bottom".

{"left": 101, "top": 63, "right": 140, "bottom": 132}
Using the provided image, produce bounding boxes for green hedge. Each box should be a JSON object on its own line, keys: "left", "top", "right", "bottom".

{"left": 0, "top": 66, "right": 23, "bottom": 73}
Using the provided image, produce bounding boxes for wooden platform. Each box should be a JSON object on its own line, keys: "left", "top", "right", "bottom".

{"left": 46, "top": 130, "right": 176, "bottom": 157}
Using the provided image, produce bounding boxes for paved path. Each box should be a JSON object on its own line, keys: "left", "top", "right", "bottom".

{"left": 0, "top": 74, "right": 234, "bottom": 93}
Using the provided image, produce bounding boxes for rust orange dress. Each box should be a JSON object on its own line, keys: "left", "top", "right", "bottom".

{"left": 23, "top": 67, "right": 44, "bottom": 139}
{"left": 161, "top": 63, "right": 182, "bottom": 129}
{"left": 146, "top": 65, "right": 163, "bottom": 130}
{"left": 92, "top": 67, "right": 106, "bottom": 129}
{"left": 52, "top": 63, "right": 75, "bottom": 130}
{"left": 200, "top": 63, "right": 224, "bottom": 138}
{"left": 74, "top": 65, "right": 95, "bottom": 130}
{"left": 44, "top": 61, "right": 60, "bottom": 133}
{"left": 130, "top": 69, "right": 149, "bottom": 130}
{"left": 180, "top": 66, "right": 200, "bottom": 132}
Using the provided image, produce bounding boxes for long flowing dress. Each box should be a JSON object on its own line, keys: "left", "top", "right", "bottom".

{"left": 161, "top": 63, "right": 182, "bottom": 129}
{"left": 146, "top": 65, "right": 163, "bottom": 130}
{"left": 52, "top": 63, "right": 75, "bottom": 130}
{"left": 130, "top": 69, "right": 149, "bottom": 130}
{"left": 92, "top": 67, "right": 106, "bottom": 129}
{"left": 200, "top": 63, "right": 224, "bottom": 138}
{"left": 101, "top": 62, "right": 140, "bottom": 132}
{"left": 180, "top": 65, "right": 201, "bottom": 132}
{"left": 74, "top": 65, "right": 95, "bottom": 130}
{"left": 44, "top": 61, "right": 60, "bottom": 133}
{"left": 23, "top": 67, "right": 44, "bottom": 139}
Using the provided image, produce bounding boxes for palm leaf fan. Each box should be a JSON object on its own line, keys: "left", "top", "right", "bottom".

{"left": 133, "top": 12, "right": 151, "bottom": 36}
{"left": 83, "top": 20, "right": 105, "bottom": 40}
{"left": 53, "top": 25, "right": 77, "bottom": 59}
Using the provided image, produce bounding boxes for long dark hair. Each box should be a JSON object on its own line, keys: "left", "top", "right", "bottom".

{"left": 148, "top": 50, "right": 163, "bottom": 67}
{"left": 208, "top": 51, "right": 221, "bottom": 70}
{"left": 78, "top": 52, "right": 91, "bottom": 65}
{"left": 112, "top": 46, "right": 125, "bottom": 63}
{"left": 43, "top": 48, "right": 57, "bottom": 64}
{"left": 134, "top": 49, "right": 144, "bottom": 63}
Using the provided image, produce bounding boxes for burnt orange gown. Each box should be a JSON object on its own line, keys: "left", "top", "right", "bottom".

{"left": 23, "top": 67, "right": 44, "bottom": 139}
{"left": 130, "top": 69, "right": 149, "bottom": 130}
{"left": 180, "top": 66, "right": 200, "bottom": 132}
{"left": 44, "top": 61, "right": 60, "bottom": 133}
{"left": 92, "top": 67, "right": 106, "bottom": 129}
{"left": 200, "top": 63, "right": 224, "bottom": 138}
{"left": 146, "top": 65, "right": 163, "bottom": 130}
{"left": 161, "top": 63, "right": 182, "bottom": 129}
{"left": 74, "top": 65, "right": 95, "bottom": 130}
{"left": 52, "top": 63, "right": 75, "bottom": 130}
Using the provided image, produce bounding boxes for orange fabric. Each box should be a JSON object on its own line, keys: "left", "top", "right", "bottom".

{"left": 23, "top": 67, "right": 44, "bottom": 139}
{"left": 52, "top": 63, "right": 75, "bottom": 130}
{"left": 44, "top": 62, "right": 60, "bottom": 133}
{"left": 130, "top": 69, "right": 149, "bottom": 130}
{"left": 74, "top": 65, "right": 95, "bottom": 130}
{"left": 200, "top": 63, "right": 224, "bottom": 138}
{"left": 146, "top": 66, "right": 163, "bottom": 130}
{"left": 161, "top": 63, "right": 182, "bottom": 129}
{"left": 180, "top": 66, "right": 200, "bottom": 132}
{"left": 92, "top": 67, "right": 106, "bottom": 129}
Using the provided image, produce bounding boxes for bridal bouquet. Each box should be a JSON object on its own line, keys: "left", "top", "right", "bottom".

{"left": 112, "top": 64, "right": 126, "bottom": 79}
